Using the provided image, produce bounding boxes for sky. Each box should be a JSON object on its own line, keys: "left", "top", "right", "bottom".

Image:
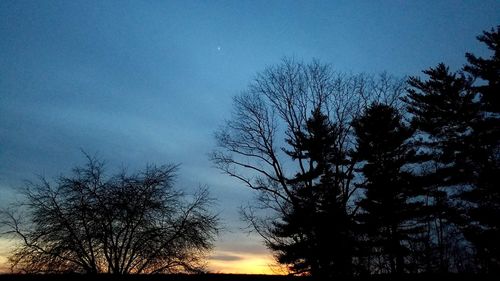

{"left": 0, "top": 0, "right": 499, "bottom": 274}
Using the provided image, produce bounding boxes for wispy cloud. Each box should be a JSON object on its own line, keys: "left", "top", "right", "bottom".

{"left": 209, "top": 253, "right": 243, "bottom": 262}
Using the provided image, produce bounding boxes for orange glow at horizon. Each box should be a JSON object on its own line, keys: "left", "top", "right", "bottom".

{"left": 0, "top": 238, "right": 286, "bottom": 275}
{"left": 0, "top": 252, "right": 284, "bottom": 275}
{"left": 0, "top": 238, "right": 13, "bottom": 273}
{"left": 208, "top": 251, "right": 286, "bottom": 275}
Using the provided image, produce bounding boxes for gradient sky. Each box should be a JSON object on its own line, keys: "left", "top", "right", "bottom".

{"left": 1, "top": 0, "right": 499, "bottom": 274}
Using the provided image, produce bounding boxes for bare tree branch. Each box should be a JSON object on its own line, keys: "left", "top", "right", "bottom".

{"left": 0, "top": 156, "right": 218, "bottom": 274}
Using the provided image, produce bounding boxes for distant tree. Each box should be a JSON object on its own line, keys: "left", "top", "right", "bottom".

{"left": 0, "top": 155, "right": 218, "bottom": 274}
{"left": 353, "top": 103, "right": 422, "bottom": 275}
{"left": 211, "top": 59, "right": 406, "bottom": 277}
{"left": 461, "top": 26, "right": 500, "bottom": 273}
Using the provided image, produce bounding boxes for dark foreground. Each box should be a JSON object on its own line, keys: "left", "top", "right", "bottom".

{"left": 0, "top": 273, "right": 497, "bottom": 281}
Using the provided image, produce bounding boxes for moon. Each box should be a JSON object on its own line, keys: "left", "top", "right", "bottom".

{"left": 217, "top": 46, "right": 222, "bottom": 51}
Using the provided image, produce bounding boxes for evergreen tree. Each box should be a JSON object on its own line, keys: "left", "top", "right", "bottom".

{"left": 353, "top": 103, "right": 421, "bottom": 275}
{"left": 465, "top": 26, "right": 500, "bottom": 114}
{"left": 404, "top": 64, "right": 480, "bottom": 272}
{"left": 405, "top": 64, "right": 479, "bottom": 185}
{"left": 269, "top": 108, "right": 355, "bottom": 278}
{"left": 461, "top": 26, "right": 500, "bottom": 273}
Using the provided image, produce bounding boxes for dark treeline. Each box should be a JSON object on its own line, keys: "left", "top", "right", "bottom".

{"left": 0, "top": 273, "right": 305, "bottom": 281}
{"left": 0, "top": 273, "right": 498, "bottom": 281}
{"left": 212, "top": 26, "right": 499, "bottom": 278}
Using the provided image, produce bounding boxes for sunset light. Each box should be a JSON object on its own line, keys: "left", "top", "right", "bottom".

{"left": 209, "top": 251, "right": 283, "bottom": 275}
{"left": 0, "top": 239, "right": 12, "bottom": 273}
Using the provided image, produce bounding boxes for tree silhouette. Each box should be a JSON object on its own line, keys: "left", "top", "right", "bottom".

{"left": 401, "top": 26, "right": 500, "bottom": 272}
{"left": 460, "top": 26, "right": 500, "bottom": 273}
{"left": 403, "top": 63, "right": 479, "bottom": 272}
{"left": 405, "top": 64, "right": 478, "bottom": 176}
{"left": 211, "top": 58, "right": 406, "bottom": 277}
{"left": 269, "top": 108, "right": 355, "bottom": 278}
{"left": 0, "top": 155, "right": 218, "bottom": 274}
{"left": 353, "top": 103, "right": 422, "bottom": 275}
{"left": 465, "top": 26, "right": 500, "bottom": 113}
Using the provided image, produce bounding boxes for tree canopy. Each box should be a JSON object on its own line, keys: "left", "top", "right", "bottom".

{"left": 0, "top": 155, "right": 218, "bottom": 274}
{"left": 213, "top": 25, "right": 500, "bottom": 277}
{"left": 212, "top": 59, "right": 406, "bottom": 277}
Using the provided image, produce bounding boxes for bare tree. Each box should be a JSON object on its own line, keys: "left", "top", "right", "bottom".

{"left": 211, "top": 58, "right": 406, "bottom": 277}
{"left": 0, "top": 155, "right": 218, "bottom": 274}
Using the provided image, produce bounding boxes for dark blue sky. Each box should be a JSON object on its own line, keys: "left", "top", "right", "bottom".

{"left": 1, "top": 0, "right": 499, "bottom": 273}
